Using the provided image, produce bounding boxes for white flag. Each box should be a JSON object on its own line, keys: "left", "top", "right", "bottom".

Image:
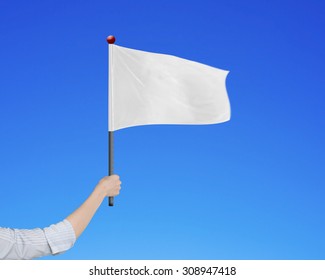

{"left": 108, "top": 44, "right": 230, "bottom": 131}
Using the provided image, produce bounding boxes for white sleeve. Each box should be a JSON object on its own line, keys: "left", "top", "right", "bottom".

{"left": 0, "top": 219, "right": 76, "bottom": 260}
{"left": 44, "top": 219, "right": 76, "bottom": 255}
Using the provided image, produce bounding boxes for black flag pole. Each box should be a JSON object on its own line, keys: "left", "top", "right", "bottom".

{"left": 107, "top": 35, "right": 116, "bottom": 206}
{"left": 108, "top": 131, "right": 114, "bottom": 206}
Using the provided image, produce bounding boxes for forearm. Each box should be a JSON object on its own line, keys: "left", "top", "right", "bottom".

{"left": 66, "top": 187, "right": 106, "bottom": 239}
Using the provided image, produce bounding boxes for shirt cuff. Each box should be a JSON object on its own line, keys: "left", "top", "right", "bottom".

{"left": 44, "top": 219, "right": 76, "bottom": 255}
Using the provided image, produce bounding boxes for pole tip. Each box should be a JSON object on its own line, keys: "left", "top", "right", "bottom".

{"left": 106, "top": 35, "right": 116, "bottom": 44}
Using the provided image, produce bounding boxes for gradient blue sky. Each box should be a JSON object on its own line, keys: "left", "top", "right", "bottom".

{"left": 0, "top": 0, "right": 324, "bottom": 260}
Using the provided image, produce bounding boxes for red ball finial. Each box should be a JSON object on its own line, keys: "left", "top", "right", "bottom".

{"left": 106, "top": 35, "right": 116, "bottom": 44}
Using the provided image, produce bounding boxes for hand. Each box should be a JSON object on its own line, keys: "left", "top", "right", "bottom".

{"left": 66, "top": 175, "right": 122, "bottom": 239}
{"left": 95, "top": 175, "right": 121, "bottom": 197}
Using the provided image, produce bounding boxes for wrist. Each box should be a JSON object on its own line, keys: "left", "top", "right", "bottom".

{"left": 93, "top": 184, "right": 107, "bottom": 201}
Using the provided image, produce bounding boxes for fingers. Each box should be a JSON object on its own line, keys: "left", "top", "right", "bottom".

{"left": 112, "top": 186, "right": 121, "bottom": 196}
{"left": 110, "top": 175, "right": 122, "bottom": 188}
{"left": 98, "top": 174, "right": 122, "bottom": 197}
{"left": 115, "top": 178, "right": 122, "bottom": 196}
{"left": 110, "top": 174, "right": 120, "bottom": 180}
{"left": 99, "top": 175, "right": 120, "bottom": 183}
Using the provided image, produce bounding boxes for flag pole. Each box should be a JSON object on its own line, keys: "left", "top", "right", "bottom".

{"left": 108, "top": 130, "right": 114, "bottom": 206}
{"left": 107, "top": 35, "right": 116, "bottom": 206}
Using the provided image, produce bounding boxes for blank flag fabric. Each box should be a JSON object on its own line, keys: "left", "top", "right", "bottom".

{"left": 109, "top": 44, "right": 230, "bottom": 131}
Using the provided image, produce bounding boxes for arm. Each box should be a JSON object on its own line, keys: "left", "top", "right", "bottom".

{"left": 66, "top": 175, "right": 121, "bottom": 239}
{"left": 0, "top": 175, "right": 121, "bottom": 260}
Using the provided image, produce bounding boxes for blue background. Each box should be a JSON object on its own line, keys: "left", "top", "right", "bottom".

{"left": 0, "top": 0, "right": 324, "bottom": 260}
